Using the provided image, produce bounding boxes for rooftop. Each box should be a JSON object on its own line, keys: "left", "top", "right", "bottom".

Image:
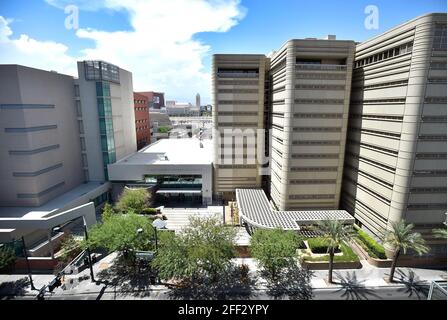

{"left": 235, "top": 188, "right": 354, "bottom": 230}
{"left": 114, "top": 138, "right": 213, "bottom": 166}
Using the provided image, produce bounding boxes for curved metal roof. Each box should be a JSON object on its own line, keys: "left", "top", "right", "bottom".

{"left": 235, "top": 188, "right": 354, "bottom": 230}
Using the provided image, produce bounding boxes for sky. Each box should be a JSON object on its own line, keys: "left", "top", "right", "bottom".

{"left": 0, "top": 0, "right": 446, "bottom": 104}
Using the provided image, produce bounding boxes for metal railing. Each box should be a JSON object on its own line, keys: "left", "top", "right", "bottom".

{"left": 427, "top": 281, "right": 447, "bottom": 300}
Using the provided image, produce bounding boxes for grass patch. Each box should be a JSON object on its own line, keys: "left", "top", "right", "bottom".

{"left": 307, "top": 237, "right": 340, "bottom": 254}
{"left": 302, "top": 243, "right": 359, "bottom": 263}
{"left": 353, "top": 225, "right": 387, "bottom": 259}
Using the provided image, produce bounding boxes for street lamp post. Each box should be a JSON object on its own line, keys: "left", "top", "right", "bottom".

{"left": 21, "top": 236, "right": 36, "bottom": 290}
{"left": 52, "top": 216, "right": 95, "bottom": 283}
{"left": 82, "top": 220, "right": 96, "bottom": 283}
{"left": 152, "top": 218, "right": 167, "bottom": 284}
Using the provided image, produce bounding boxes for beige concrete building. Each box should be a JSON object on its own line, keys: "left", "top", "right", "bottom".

{"left": 212, "top": 54, "right": 269, "bottom": 200}
{"left": 0, "top": 65, "right": 85, "bottom": 207}
{"left": 341, "top": 13, "right": 447, "bottom": 256}
{"left": 0, "top": 61, "right": 136, "bottom": 258}
{"left": 269, "top": 39, "right": 355, "bottom": 211}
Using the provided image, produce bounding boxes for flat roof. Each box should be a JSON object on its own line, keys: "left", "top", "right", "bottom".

{"left": 235, "top": 188, "right": 354, "bottom": 230}
{"left": 0, "top": 182, "right": 108, "bottom": 219}
{"left": 113, "top": 138, "right": 213, "bottom": 166}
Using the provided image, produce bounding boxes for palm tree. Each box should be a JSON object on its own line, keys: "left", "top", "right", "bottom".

{"left": 385, "top": 220, "right": 429, "bottom": 282}
{"left": 315, "top": 219, "right": 354, "bottom": 283}
{"left": 433, "top": 227, "right": 447, "bottom": 239}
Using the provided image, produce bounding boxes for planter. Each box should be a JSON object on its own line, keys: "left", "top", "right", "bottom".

{"left": 350, "top": 240, "right": 392, "bottom": 267}
{"left": 301, "top": 260, "right": 362, "bottom": 270}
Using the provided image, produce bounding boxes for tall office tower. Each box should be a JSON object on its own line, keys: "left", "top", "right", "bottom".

{"left": 196, "top": 93, "right": 201, "bottom": 108}
{"left": 341, "top": 13, "right": 447, "bottom": 257}
{"left": 269, "top": 39, "right": 355, "bottom": 211}
{"left": 0, "top": 65, "right": 84, "bottom": 206}
{"left": 212, "top": 54, "right": 269, "bottom": 200}
{"left": 76, "top": 61, "right": 137, "bottom": 181}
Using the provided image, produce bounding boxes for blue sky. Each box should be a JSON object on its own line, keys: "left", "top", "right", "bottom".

{"left": 0, "top": 0, "right": 446, "bottom": 104}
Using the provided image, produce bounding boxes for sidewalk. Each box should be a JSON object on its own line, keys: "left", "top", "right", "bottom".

{"left": 2, "top": 254, "right": 446, "bottom": 299}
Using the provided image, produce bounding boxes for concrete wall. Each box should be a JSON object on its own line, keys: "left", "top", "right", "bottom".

{"left": 0, "top": 65, "right": 83, "bottom": 206}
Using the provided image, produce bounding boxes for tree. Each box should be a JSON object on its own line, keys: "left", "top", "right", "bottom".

{"left": 85, "top": 212, "right": 155, "bottom": 255}
{"left": 115, "top": 188, "right": 151, "bottom": 214}
{"left": 385, "top": 220, "right": 429, "bottom": 282}
{"left": 101, "top": 203, "right": 115, "bottom": 221}
{"left": 250, "top": 228, "right": 300, "bottom": 281}
{"left": 152, "top": 216, "right": 237, "bottom": 285}
{"left": 0, "top": 245, "right": 16, "bottom": 273}
{"left": 315, "top": 219, "right": 354, "bottom": 283}
{"left": 433, "top": 227, "right": 447, "bottom": 239}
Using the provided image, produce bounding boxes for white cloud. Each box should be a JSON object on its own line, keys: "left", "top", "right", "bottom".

{"left": 0, "top": 16, "right": 77, "bottom": 75}
{"left": 1, "top": 0, "right": 246, "bottom": 103}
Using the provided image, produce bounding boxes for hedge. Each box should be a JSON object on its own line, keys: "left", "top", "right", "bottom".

{"left": 354, "top": 225, "right": 387, "bottom": 259}
{"left": 141, "top": 208, "right": 157, "bottom": 215}
{"left": 307, "top": 237, "right": 341, "bottom": 254}
{"left": 303, "top": 243, "right": 359, "bottom": 262}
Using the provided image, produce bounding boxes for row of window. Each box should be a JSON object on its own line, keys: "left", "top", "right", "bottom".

{"left": 295, "top": 84, "right": 345, "bottom": 90}
{"left": 295, "top": 73, "right": 346, "bottom": 80}
{"left": 218, "top": 89, "right": 259, "bottom": 93}
{"left": 294, "top": 113, "right": 343, "bottom": 119}
{"left": 136, "top": 126, "right": 149, "bottom": 131}
{"left": 347, "top": 139, "right": 399, "bottom": 155}
{"left": 135, "top": 107, "right": 147, "bottom": 111}
{"left": 413, "top": 170, "right": 447, "bottom": 176}
{"left": 418, "top": 135, "right": 447, "bottom": 141}
{"left": 350, "top": 114, "right": 403, "bottom": 121}
{"left": 294, "top": 98, "right": 344, "bottom": 104}
{"left": 353, "top": 79, "right": 408, "bottom": 90}
{"left": 134, "top": 99, "right": 146, "bottom": 104}
{"left": 346, "top": 151, "right": 396, "bottom": 172}
{"left": 351, "top": 98, "right": 406, "bottom": 104}
{"left": 410, "top": 187, "right": 447, "bottom": 193}
{"left": 415, "top": 153, "right": 447, "bottom": 159}
{"left": 407, "top": 203, "right": 447, "bottom": 210}
{"left": 291, "top": 153, "right": 339, "bottom": 159}
{"left": 289, "top": 179, "right": 336, "bottom": 184}
{"left": 290, "top": 166, "right": 338, "bottom": 172}
{"left": 292, "top": 140, "right": 340, "bottom": 146}
{"left": 349, "top": 127, "right": 401, "bottom": 139}
{"left": 293, "top": 127, "right": 342, "bottom": 132}
{"left": 354, "top": 42, "right": 413, "bottom": 68}
{"left": 421, "top": 116, "right": 447, "bottom": 122}
{"left": 9, "top": 144, "right": 60, "bottom": 155}
{"left": 289, "top": 194, "right": 335, "bottom": 200}
{"left": 218, "top": 100, "right": 258, "bottom": 105}
{"left": 13, "top": 163, "right": 63, "bottom": 177}
{"left": 425, "top": 97, "right": 447, "bottom": 104}
{"left": 136, "top": 119, "right": 148, "bottom": 124}
{"left": 344, "top": 163, "right": 394, "bottom": 188}
{"left": 217, "top": 80, "right": 259, "bottom": 86}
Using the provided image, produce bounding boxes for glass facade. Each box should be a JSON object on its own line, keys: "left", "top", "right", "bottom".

{"left": 96, "top": 81, "right": 116, "bottom": 180}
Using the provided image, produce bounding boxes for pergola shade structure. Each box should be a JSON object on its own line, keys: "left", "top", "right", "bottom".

{"left": 235, "top": 188, "right": 354, "bottom": 231}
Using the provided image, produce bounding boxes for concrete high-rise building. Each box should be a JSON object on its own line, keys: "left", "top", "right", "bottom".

{"left": 76, "top": 61, "right": 137, "bottom": 181}
{"left": 0, "top": 65, "right": 85, "bottom": 207}
{"left": 134, "top": 92, "right": 151, "bottom": 150}
{"left": 0, "top": 61, "right": 136, "bottom": 258}
{"left": 196, "top": 93, "right": 201, "bottom": 108}
{"left": 269, "top": 39, "right": 355, "bottom": 211}
{"left": 341, "top": 13, "right": 447, "bottom": 258}
{"left": 212, "top": 54, "right": 269, "bottom": 200}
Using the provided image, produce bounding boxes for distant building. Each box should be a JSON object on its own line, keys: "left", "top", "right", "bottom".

{"left": 196, "top": 93, "right": 201, "bottom": 108}
{"left": 137, "top": 91, "right": 165, "bottom": 109}
{"left": 150, "top": 111, "right": 172, "bottom": 141}
{"left": 133, "top": 92, "right": 151, "bottom": 150}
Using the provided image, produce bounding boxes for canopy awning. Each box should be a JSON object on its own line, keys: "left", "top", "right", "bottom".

{"left": 236, "top": 188, "right": 354, "bottom": 231}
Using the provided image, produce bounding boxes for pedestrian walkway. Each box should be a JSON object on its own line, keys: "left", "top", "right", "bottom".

{"left": 161, "top": 206, "right": 223, "bottom": 232}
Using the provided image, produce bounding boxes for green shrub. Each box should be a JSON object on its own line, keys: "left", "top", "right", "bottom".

{"left": 0, "top": 245, "right": 16, "bottom": 273}
{"left": 307, "top": 237, "right": 340, "bottom": 254}
{"left": 141, "top": 208, "right": 157, "bottom": 215}
{"left": 303, "top": 243, "right": 359, "bottom": 262}
{"left": 354, "top": 225, "right": 386, "bottom": 259}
